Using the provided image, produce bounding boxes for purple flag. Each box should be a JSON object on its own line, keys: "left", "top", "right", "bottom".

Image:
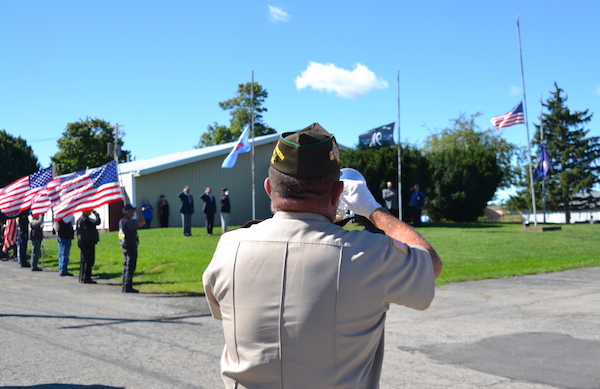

{"left": 534, "top": 146, "right": 550, "bottom": 180}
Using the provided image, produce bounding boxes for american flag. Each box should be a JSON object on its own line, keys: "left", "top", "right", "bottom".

{"left": 51, "top": 161, "right": 123, "bottom": 221}
{"left": 0, "top": 166, "right": 54, "bottom": 216}
{"left": 491, "top": 102, "right": 525, "bottom": 130}
{"left": 2, "top": 218, "right": 17, "bottom": 252}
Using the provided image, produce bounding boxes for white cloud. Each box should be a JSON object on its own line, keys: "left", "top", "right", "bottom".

{"left": 509, "top": 85, "right": 522, "bottom": 96}
{"left": 295, "top": 62, "right": 389, "bottom": 99}
{"left": 268, "top": 5, "right": 291, "bottom": 23}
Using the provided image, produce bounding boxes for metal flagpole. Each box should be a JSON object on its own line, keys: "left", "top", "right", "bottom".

{"left": 517, "top": 16, "right": 537, "bottom": 226}
{"left": 539, "top": 96, "right": 547, "bottom": 223}
{"left": 251, "top": 71, "right": 256, "bottom": 220}
{"left": 396, "top": 70, "right": 402, "bottom": 220}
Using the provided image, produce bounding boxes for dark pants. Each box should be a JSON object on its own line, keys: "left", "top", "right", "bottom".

{"left": 181, "top": 213, "right": 192, "bottom": 236}
{"left": 410, "top": 206, "right": 422, "bottom": 227}
{"left": 17, "top": 231, "right": 28, "bottom": 265}
{"left": 78, "top": 242, "right": 96, "bottom": 282}
{"left": 121, "top": 245, "right": 138, "bottom": 292}
{"left": 205, "top": 212, "right": 215, "bottom": 234}
{"left": 159, "top": 215, "right": 169, "bottom": 228}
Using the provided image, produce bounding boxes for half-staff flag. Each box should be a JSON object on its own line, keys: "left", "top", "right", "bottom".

{"left": 0, "top": 166, "right": 53, "bottom": 216}
{"left": 222, "top": 124, "right": 251, "bottom": 168}
{"left": 491, "top": 102, "right": 525, "bottom": 130}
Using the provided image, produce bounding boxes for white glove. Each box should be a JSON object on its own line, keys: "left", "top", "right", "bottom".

{"left": 340, "top": 179, "right": 382, "bottom": 218}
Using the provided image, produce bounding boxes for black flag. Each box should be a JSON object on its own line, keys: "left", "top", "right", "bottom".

{"left": 358, "top": 123, "right": 395, "bottom": 150}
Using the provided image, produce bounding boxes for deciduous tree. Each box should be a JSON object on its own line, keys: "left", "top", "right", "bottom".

{"left": 51, "top": 118, "right": 130, "bottom": 175}
{"left": 196, "top": 82, "right": 276, "bottom": 148}
{"left": 0, "top": 130, "right": 40, "bottom": 187}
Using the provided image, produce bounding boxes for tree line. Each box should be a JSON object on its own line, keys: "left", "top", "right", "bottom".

{"left": 2, "top": 83, "right": 598, "bottom": 223}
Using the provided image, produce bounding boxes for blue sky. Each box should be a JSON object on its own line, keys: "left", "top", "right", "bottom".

{"left": 2, "top": 1, "right": 599, "bottom": 199}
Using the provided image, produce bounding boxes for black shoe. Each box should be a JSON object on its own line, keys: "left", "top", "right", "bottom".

{"left": 20, "top": 262, "right": 30, "bottom": 268}
{"left": 83, "top": 279, "right": 97, "bottom": 284}
{"left": 32, "top": 267, "right": 42, "bottom": 272}
{"left": 60, "top": 272, "right": 74, "bottom": 276}
{"left": 123, "top": 288, "right": 139, "bottom": 293}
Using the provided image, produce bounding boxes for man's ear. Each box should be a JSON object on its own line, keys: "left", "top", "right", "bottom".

{"left": 264, "top": 177, "right": 272, "bottom": 197}
{"left": 331, "top": 181, "right": 344, "bottom": 207}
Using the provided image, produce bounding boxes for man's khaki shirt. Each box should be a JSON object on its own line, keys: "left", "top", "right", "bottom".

{"left": 203, "top": 212, "right": 435, "bottom": 388}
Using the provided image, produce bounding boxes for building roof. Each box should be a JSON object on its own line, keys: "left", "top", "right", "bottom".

{"left": 118, "top": 133, "right": 280, "bottom": 176}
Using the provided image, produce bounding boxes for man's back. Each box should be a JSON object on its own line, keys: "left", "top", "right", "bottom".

{"left": 203, "top": 212, "right": 435, "bottom": 388}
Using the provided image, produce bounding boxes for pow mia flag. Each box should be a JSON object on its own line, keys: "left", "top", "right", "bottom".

{"left": 358, "top": 122, "right": 396, "bottom": 150}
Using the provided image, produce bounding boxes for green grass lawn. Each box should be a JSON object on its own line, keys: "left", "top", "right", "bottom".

{"left": 35, "top": 222, "right": 599, "bottom": 295}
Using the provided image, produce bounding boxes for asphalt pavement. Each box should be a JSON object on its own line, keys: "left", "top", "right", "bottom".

{"left": 1, "top": 258, "right": 599, "bottom": 389}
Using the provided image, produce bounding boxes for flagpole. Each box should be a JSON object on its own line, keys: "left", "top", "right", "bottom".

{"left": 517, "top": 16, "right": 537, "bottom": 226}
{"left": 396, "top": 70, "right": 402, "bottom": 220}
{"left": 540, "top": 96, "right": 546, "bottom": 223}
{"left": 251, "top": 71, "right": 256, "bottom": 220}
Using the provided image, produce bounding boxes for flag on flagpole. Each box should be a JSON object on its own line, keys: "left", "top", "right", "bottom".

{"left": 52, "top": 160, "right": 123, "bottom": 221}
{"left": 222, "top": 124, "right": 252, "bottom": 168}
{"left": 534, "top": 145, "right": 550, "bottom": 180}
{"left": 491, "top": 102, "right": 525, "bottom": 130}
{"left": 0, "top": 167, "right": 54, "bottom": 216}
{"left": 2, "top": 218, "right": 18, "bottom": 253}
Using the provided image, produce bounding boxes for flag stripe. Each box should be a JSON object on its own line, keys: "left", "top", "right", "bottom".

{"left": 0, "top": 167, "right": 53, "bottom": 216}
{"left": 3, "top": 218, "right": 17, "bottom": 251}
{"left": 50, "top": 161, "right": 122, "bottom": 221}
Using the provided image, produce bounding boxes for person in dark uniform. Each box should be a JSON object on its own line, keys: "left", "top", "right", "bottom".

{"left": 17, "top": 212, "right": 30, "bottom": 267}
{"left": 157, "top": 195, "right": 170, "bottom": 228}
{"left": 119, "top": 204, "right": 145, "bottom": 293}
{"left": 54, "top": 215, "right": 75, "bottom": 276}
{"left": 76, "top": 210, "right": 100, "bottom": 284}
{"left": 178, "top": 186, "right": 194, "bottom": 236}
{"left": 409, "top": 184, "right": 425, "bottom": 227}
{"left": 29, "top": 214, "right": 44, "bottom": 271}
{"left": 200, "top": 187, "right": 217, "bottom": 236}
{"left": 220, "top": 187, "right": 231, "bottom": 233}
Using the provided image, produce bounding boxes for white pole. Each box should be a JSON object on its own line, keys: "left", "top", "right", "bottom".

{"left": 517, "top": 16, "right": 537, "bottom": 226}
{"left": 251, "top": 71, "right": 256, "bottom": 220}
{"left": 396, "top": 71, "right": 402, "bottom": 220}
{"left": 540, "top": 96, "right": 546, "bottom": 223}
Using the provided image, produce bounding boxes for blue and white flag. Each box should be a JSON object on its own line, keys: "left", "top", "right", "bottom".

{"left": 222, "top": 124, "right": 251, "bottom": 168}
{"left": 534, "top": 145, "right": 550, "bottom": 180}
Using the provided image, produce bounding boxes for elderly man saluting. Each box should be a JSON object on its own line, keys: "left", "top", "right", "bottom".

{"left": 203, "top": 123, "right": 442, "bottom": 389}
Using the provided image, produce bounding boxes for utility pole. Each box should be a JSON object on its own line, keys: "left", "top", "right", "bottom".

{"left": 112, "top": 123, "right": 124, "bottom": 162}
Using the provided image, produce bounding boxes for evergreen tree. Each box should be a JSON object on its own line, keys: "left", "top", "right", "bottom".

{"left": 531, "top": 83, "right": 600, "bottom": 223}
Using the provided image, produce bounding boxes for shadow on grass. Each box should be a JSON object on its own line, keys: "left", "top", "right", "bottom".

{"left": 421, "top": 222, "right": 510, "bottom": 229}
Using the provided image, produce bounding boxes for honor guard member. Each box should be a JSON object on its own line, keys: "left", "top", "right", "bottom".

{"left": 203, "top": 123, "right": 442, "bottom": 389}
{"left": 119, "top": 204, "right": 145, "bottom": 293}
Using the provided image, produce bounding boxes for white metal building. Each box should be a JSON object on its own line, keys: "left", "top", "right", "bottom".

{"left": 114, "top": 133, "right": 280, "bottom": 231}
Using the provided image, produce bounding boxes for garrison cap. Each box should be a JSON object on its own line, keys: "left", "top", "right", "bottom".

{"left": 123, "top": 204, "right": 136, "bottom": 214}
{"left": 270, "top": 123, "right": 341, "bottom": 178}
